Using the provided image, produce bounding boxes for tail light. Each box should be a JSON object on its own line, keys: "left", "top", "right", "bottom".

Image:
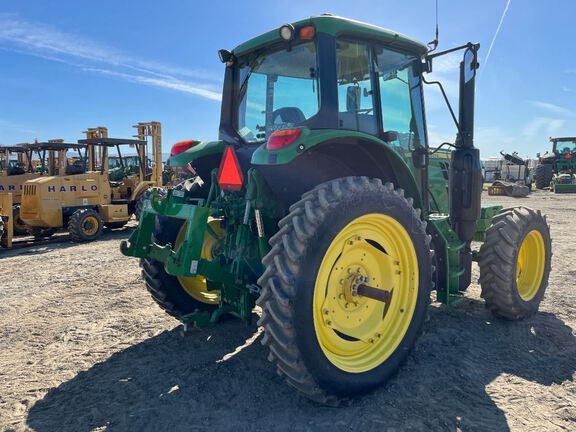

{"left": 171, "top": 140, "right": 199, "bottom": 157}
{"left": 266, "top": 128, "right": 302, "bottom": 150}
{"left": 217, "top": 146, "right": 244, "bottom": 191}
{"left": 566, "top": 154, "right": 572, "bottom": 160}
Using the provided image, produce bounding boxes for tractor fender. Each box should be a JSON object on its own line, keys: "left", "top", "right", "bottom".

{"left": 168, "top": 140, "right": 226, "bottom": 168}
{"left": 252, "top": 130, "right": 424, "bottom": 210}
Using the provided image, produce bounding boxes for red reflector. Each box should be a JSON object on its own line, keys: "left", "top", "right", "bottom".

{"left": 217, "top": 146, "right": 244, "bottom": 191}
{"left": 171, "top": 140, "right": 199, "bottom": 157}
{"left": 266, "top": 128, "right": 302, "bottom": 150}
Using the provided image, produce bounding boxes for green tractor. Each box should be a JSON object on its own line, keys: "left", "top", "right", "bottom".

{"left": 534, "top": 137, "right": 576, "bottom": 193}
{"left": 121, "top": 15, "right": 552, "bottom": 404}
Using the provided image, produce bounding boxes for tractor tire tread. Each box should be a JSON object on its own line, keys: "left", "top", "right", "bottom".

{"left": 479, "top": 206, "right": 552, "bottom": 320}
{"left": 257, "top": 176, "right": 432, "bottom": 405}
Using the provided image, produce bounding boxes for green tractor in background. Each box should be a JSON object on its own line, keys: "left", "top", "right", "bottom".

{"left": 121, "top": 15, "right": 552, "bottom": 404}
{"left": 534, "top": 137, "right": 576, "bottom": 192}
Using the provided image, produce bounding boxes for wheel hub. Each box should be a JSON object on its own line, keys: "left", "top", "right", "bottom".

{"left": 313, "top": 213, "right": 419, "bottom": 373}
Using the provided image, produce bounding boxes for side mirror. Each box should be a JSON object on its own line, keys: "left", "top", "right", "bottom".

{"left": 218, "top": 49, "right": 233, "bottom": 64}
{"left": 463, "top": 47, "right": 478, "bottom": 83}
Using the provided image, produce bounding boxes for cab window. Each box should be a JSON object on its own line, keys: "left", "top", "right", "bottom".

{"left": 375, "top": 46, "right": 426, "bottom": 154}
{"left": 336, "top": 39, "right": 377, "bottom": 135}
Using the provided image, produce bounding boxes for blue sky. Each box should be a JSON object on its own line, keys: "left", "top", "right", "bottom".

{"left": 0, "top": 0, "right": 574, "bottom": 158}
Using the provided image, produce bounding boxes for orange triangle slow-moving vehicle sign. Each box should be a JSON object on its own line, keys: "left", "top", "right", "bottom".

{"left": 217, "top": 146, "right": 244, "bottom": 191}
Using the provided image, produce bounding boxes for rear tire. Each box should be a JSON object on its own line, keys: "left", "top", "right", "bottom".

{"left": 534, "top": 164, "right": 553, "bottom": 189}
{"left": 140, "top": 216, "right": 218, "bottom": 319}
{"left": 68, "top": 209, "right": 103, "bottom": 242}
{"left": 479, "top": 207, "right": 552, "bottom": 320}
{"left": 257, "top": 177, "right": 432, "bottom": 404}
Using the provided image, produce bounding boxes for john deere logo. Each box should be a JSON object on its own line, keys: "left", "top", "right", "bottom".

{"left": 48, "top": 185, "right": 98, "bottom": 192}
{"left": 0, "top": 184, "right": 19, "bottom": 191}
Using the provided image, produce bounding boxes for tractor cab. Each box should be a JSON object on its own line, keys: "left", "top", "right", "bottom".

{"left": 552, "top": 137, "right": 576, "bottom": 158}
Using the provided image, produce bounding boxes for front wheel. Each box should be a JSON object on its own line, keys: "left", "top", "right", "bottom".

{"left": 257, "top": 177, "right": 432, "bottom": 404}
{"left": 68, "top": 209, "right": 104, "bottom": 242}
{"left": 479, "top": 207, "right": 552, "bottom": 320}
{"left": 534, "top": 164, "right": 553, "bottom": 189}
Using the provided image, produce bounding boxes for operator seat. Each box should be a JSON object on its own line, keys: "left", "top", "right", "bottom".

{"left": 7, "top": 166, "right": 26, "bottom": 176}
{"left": 65, "top": 163, "right": 86, "bottom": 175}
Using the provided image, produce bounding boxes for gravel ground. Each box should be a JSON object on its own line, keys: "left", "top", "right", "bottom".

{"left": 0, "top": 190, "right": 574, "bottom": 431}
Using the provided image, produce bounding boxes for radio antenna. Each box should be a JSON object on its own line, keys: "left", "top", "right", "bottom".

{"left": 427, "top": 0, "right": 439, "bottom": 53}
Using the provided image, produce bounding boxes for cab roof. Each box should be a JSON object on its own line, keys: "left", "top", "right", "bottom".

{"left": 233, "top": 14, "right": 428, "bottom": 57}
{"left": 550, "top": 137, "right": 576, "bottom": 142}
{"left": 78, "top": 137, "right": 146, "bottom": 147}
{"left": 20, "top": 142, "right": 87, "bottom": 151}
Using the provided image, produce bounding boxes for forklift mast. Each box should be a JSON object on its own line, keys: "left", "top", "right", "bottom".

{"left": 83, "top": 127, "right": 109, "bottom": 171}
{"left": 134, "top": 122, "right": 163, "bottom": 187}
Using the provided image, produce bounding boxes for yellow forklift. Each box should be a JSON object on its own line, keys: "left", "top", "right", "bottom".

{"left": 1, "top": 141, "right": 84, "bottom": 235}
{"left": 0, "top": 193, "right": 14, "bottom": 248}
{"left": 20, "top": 122, "right": 164, "bottom": 242}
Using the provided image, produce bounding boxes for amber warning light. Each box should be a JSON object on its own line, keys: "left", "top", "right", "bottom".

{"left": 217, "top": 146, "right": 244, "bottom": 191}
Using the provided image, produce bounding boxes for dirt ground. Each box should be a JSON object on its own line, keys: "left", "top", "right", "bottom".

{"left": 0, "top": 190, "right": 575, "bottom": 432}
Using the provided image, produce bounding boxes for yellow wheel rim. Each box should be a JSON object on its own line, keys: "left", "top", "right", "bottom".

{"left": 313, "top": 213, "right": 419, "bottom": 373}
{"left": 516, "top": 230, "right": 546, "bottom": 301}
{"left": 175, "top": 220, "right": 222, "bottom": 305}
{"left": 82, "top": 216, "right": 99, "bottom": 236}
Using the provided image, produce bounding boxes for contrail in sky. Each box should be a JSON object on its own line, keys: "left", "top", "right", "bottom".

{"left": 482, "top": 0, "right": 512, "bottom": 74}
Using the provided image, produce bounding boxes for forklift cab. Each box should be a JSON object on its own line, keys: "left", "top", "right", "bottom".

{"left": 0, "top": 145, "right": 29, "bottom": 176}
{"left": 77, "top": 137, "right": 151, "bottom": 203}
{"left": 21, "top": 141, "right": 88, "bottom": 177}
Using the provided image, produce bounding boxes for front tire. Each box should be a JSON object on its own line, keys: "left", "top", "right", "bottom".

{"left": 68, "top": 209, "right": 103, "bottom": 242}
{"left": 534, "top": 164, "right": 553, "bottom": 189}
{"left": 479, "top": 207, "right": 552, "bottom": 320}
{"left": 257, "top": 177, "right": 432, "bottom": 404}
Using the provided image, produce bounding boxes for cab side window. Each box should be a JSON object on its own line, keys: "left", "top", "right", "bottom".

{"left": 336, "top": 39, "right": 377, "bottom": 135}
{"left": 375, "top": 46, "right": 426, "bottom": 154}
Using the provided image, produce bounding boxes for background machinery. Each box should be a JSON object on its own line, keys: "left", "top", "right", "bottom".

{"left": 20, "top": 123, "right": 164, "bottom": 242}
{"left": 1, "top": 141, "right": 85, "bottom": 235}
{"left": 1, "top": 143, "right": 41, "bottom": 234}
{"left": 121, "top": 16, "right": 552, "bottom": 404}
{"left": 534, "top": 136, "right": 576, "bottom": 193}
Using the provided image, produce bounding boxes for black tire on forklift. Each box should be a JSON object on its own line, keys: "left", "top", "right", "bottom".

{"left": 140, "top": 216, "right": 218, "bottom": 319}
{"left": 257, "top": 177, "right": 433, "bottom": 405}
{"left": 478, "top": 207, "right": 552, "bottom": 320}
{"left": 27, "top": 227, "right": 56, "bottom": 239}
{"left": 68, "top": 208, "right": 104, "bottom": 242}
{"left": 533, "top": 164, "right": 553, "bottom": 189}
{"left": 12, "top": 206, "right": 28, "bottom": 235}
